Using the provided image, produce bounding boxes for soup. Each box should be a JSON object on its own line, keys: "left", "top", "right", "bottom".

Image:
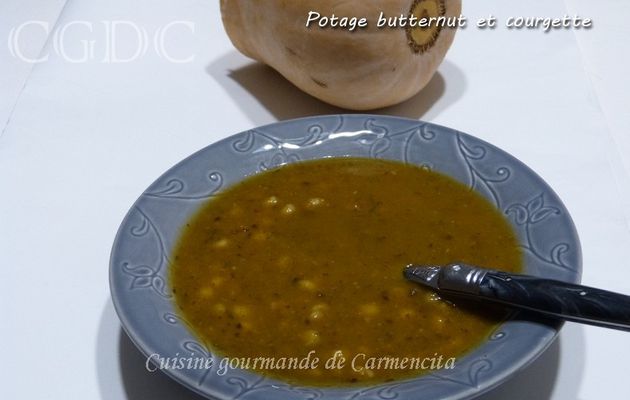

{"left": 170, "top": 157, "right": 522, "bottom": 386}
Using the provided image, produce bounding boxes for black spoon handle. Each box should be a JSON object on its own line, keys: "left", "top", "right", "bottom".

{"left": 435, "top": 264, "right": 630, "bottom": 332}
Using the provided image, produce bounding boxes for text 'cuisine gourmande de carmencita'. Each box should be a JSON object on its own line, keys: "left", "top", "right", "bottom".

{"left": 305, "top": 11, "right": 593, "bottom": 32}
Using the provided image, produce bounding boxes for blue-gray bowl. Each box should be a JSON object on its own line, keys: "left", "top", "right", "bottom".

{"left": 110, "top": 115, "right": 581, "bottom": 400}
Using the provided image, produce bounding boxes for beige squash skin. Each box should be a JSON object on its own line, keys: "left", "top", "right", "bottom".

{"left": 220, "top": 0, "right": 462, "bottom": 110}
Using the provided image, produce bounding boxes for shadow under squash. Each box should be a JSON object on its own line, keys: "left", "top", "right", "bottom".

{"left": 206, "top": 51, "right": 467, "bottom": 126}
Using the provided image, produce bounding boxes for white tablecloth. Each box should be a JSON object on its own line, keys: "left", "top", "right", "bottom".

{"left": 2, "top": 1, "right": 629, "bottom": 398}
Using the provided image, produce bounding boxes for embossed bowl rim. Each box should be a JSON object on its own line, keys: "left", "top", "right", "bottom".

{"left": 110, "top": 115, "right": 582, "bottom": 400}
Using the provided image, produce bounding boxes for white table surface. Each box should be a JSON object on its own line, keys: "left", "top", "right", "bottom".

{"left": 2, "top": 1, "right": 629, "bottom": 399}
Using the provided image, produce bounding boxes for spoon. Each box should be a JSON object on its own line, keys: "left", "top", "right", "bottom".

{"left": 404, "top": 263, "right": 630, "bottom": 332}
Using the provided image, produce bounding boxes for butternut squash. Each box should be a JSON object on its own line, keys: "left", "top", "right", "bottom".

{"left": 220, "top": 0, "right": 462, "bottom": 110}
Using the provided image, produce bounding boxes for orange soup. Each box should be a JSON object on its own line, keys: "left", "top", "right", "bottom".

{"left": 170, "top": 157, "right": 522, "bottom": 386}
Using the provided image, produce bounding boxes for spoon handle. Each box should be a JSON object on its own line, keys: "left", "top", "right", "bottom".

{"left": 405, "top": 263, "right": 630, "bottom": 332}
